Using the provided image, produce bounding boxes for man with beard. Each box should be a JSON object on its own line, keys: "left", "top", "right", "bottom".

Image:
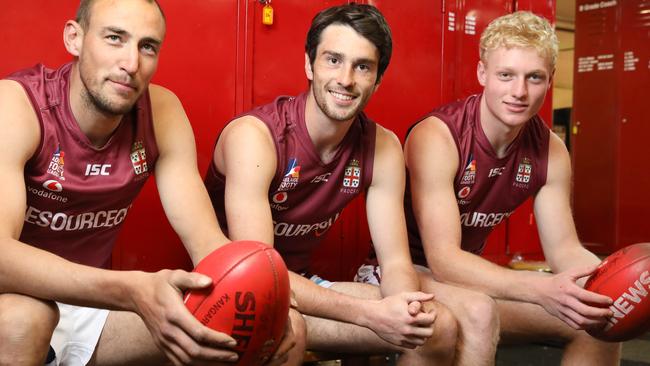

{"left": 205, "top": 4, "right": 461, "bottom": 365}
{"left": 0, "top": 0, "right": 295, "bottom": 365}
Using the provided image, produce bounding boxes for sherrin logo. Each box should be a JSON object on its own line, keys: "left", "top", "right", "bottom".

{"left": 604, "top": 270, "right": 650, "bottom": 330}
{"left": 43, "top": 180, "right": 63, "bottom": 192}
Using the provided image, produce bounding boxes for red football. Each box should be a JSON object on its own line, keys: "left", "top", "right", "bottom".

{"left": 584, "top": 243, "right": 650, "bottom": 342}
{"left": 184, "top": 240, "right": 290, "bottom": 364}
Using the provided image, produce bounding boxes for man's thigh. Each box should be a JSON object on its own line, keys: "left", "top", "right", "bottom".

{"left": 418, "top": 270, "right": 575, "bottom": 345}
{"left": 365, "top": 264, "right": 496, "bottom": 314}
{"left": 495, "top": 299, "right": 574, "bottom": 345}
{"left": 90, "top": 310, "right": 165, "bottom": 366}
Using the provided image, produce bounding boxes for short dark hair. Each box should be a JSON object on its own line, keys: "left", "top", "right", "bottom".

{"left": 305, "top": 3, "right": 392, "bottom": 83}
{"left": 76, "top": 0, "right": 166, "bottom": 30}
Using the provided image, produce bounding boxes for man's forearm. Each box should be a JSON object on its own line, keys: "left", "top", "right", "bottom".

{"left": 288, "top": 271, "right": 373, "bottom": 327}
{"left": 379, "top": 266, "right": 420, "bottom": 297}
{"left": 0, "top": 237, "right": 141, "bottom": 311}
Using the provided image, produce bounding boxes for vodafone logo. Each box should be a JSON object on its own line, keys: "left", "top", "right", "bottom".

{"left": 43, "top": 180, "right": 63, "bottom": 192}
{"left": 272, "top": 191, "right": 288, "bottom": 204}
{"left": 457, "top": 186, "right": 471, "bottom": 199}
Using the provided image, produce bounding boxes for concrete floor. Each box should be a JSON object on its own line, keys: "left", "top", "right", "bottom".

{"left": 307, "top": 331, "right": 650, "bottom": 365}
{"left": 496, "top": 334, "right": 650, "bottom": 365}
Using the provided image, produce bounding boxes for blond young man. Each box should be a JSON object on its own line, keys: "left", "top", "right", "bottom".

{"left": 401, "top": 11, "right": 621, "bottom": 365}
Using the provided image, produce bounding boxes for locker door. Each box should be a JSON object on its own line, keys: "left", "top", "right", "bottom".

{"left": 341, "top": 0, "right": 446, "bottom": 278}
{"left": 114, "top": 0, "right": 241, "bottom": 271}
{"left": 616, "top": 0, "right": 650, "bottom": 249}
{"left": 246, "top": 0, "right": 348, "bottom": 108}
{"left": 441, "top": 1, "right": 514, "bottom": 261}
{"left": 442, "top": 0, "right": 513, "bottom": 103}
{"left": 505, "top": 0, "right": 556, "bottom": 260}
{"left": 245, "top": 0, "right": 358, "bottom": 280}
{"left": 572, "top": 0, "right": 620, "bottom": 252}
{"left": 245, "top": 0, "right": 445, "bottom": 280}
{"left": 515, "top": 0, "right": 555, "bottom": 124}
{"left": 365, "top": 0, "right": 444, "bottom": 141}
{"left": 0, "top": 3, "right": 75, "bottom": 73}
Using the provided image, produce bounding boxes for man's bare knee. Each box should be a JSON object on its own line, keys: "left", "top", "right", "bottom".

{"left": 285, "top": 309, "right": 306, "bottom": 366}
{"left": 0, "top": 294, "right": 58, "bottom": 365}
{"left": 0, "top": 293, "right": 59, "bottom": 340}
{"left": 459, "top": 292, "right": 499, "bottom": 339}
{"left": 422, "top": 303, "right": 458, "bottom": 357}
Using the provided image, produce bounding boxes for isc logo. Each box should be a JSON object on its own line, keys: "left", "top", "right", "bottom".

{"left": 488, "top": 167, "right": 505, "bottom": 178}
{"left": 85, "top": 164, "right": 111, "bottom": 176}
{"left": 311, "top": 173, "right": 331, "bottom": 183}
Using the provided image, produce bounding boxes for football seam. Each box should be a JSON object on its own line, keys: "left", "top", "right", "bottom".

{"left": 192, "top": 246, "right": 265, "bottom": 311}
{"left": 590, "top": 254, "right": 650, "bottom": 292}
{"left": 264, "top": 248, "right": 281, "bottom": 345}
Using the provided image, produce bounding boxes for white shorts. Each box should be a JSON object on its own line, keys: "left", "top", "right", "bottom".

{"left": 305, "top": 273, "right": 335, "bottom": 288}
{"left": 354, "top": 263, "right": 430, "bottom": 286}
{"left": 49, "top": 303, "right": 109, "bottom": 366}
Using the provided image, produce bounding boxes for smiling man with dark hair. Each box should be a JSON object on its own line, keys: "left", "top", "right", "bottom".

{"left": 205, "top": 4, "right": 465, "bottom": 365}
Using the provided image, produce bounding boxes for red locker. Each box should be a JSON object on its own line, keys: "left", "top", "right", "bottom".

{"left": 114, "top": 0, "right": 242, "bottom": 271}
{"left": 247, "top": 0, "right": 347, "bottom": 107}
{"left": 245, "top": 0, "right": 352, "bottom": 280}
{"left": 505, "top": 0, "right": 556, "bottom": 261}
{"left": 0, "top": 3, "right": 75, "bottom": 69}
{"left": 572, "top": 0, "right": 650, "bottom": 253}
{"left": 365, "top": 0, "right": 445, "bottom": 141}
{"left": 317, "top": 0, "right": 447, "bottom": 279}
{"left": 441, "top": 0, "right": 514, "bottom": 262}
{"left": 617, "top": 1, "right": 650, "bottom": 246}
{"left": 442, "top": 0, "right": 513, "bottom": 103}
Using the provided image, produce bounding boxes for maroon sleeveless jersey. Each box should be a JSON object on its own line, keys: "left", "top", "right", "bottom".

{"left": 405, "top": 94, "right": 550, "bottom": 265}
{"left": 205, "top": 92, "right": 376, "bottom": 272}
{"left": 6, "top": 63, "right": 159, "bottom": 269}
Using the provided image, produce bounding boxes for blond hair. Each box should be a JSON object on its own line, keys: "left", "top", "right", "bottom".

{"left": 479, "top": 11, "right": 558, "bottom": 68}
